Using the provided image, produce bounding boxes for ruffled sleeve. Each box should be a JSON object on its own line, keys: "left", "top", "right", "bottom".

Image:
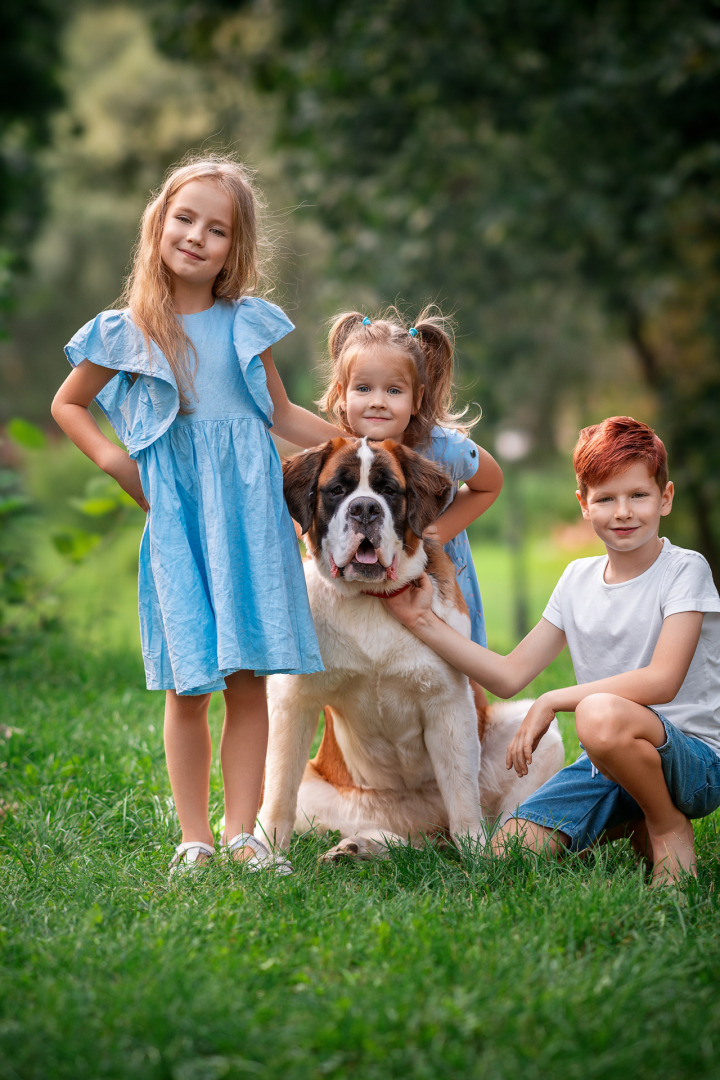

{"left": 231, "top": 296, "right": 295, "bottom": 425}
{"left": 426, "top": 426, "right": 482, "bottom": 484}
{"left": 64, "top": 310, "right": 179, "bottom": 458}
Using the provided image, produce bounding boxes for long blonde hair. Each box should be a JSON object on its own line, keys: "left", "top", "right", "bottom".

{"left": 318, "top": 305, "right": 473, "bottom": 448}
{"left": 120, "top": 152, "right": 266, "bottom": 409}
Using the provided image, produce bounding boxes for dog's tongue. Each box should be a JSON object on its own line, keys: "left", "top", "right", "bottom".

{"left": 354, "top": 544, "right": 379, "bottom": 564}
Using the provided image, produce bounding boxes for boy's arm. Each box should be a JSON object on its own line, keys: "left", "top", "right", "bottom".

{"left": 383, "top": 574, "right": 566, "bottom": 697}
{"left": 424, "top": 446, "right": 503, "bottom": 546}
{"left": 506, "top": 609, "right": 704, "bottom": 775}
{"left": 260, "top": 347, "right": 341, "bottom": 448}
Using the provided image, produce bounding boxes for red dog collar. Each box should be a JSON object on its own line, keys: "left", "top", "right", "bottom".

{"left": 361, "top": 581, "right": 414, "bottom": 599}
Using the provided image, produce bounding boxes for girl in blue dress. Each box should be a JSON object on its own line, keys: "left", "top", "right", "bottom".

{"left": 52, "top": 154, "right": 340, "bottom": 876}
{"left": 318, "top": 308, "right": 503, "bottom": 712}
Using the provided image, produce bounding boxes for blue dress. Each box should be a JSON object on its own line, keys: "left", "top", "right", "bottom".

{"left": 64, "top": 297, "right": 323, "bottom": 694}
{"left": 421, "top": 426, "right": 487, "bottom": 647}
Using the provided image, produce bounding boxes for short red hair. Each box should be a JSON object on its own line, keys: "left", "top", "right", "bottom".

{"left": 573, "top": 416, "right": 668, "bottom": 497}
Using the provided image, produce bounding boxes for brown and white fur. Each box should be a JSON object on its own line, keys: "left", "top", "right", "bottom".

{"left": 257, "top": 437, "right": 564, "bottom": 860}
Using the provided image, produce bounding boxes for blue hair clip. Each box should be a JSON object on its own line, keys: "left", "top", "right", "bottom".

{"left": 362, "top": 316, "right": 372, "bottom": 325}
{"left": 409, "top": 327, "right": 419, "bottom": 337}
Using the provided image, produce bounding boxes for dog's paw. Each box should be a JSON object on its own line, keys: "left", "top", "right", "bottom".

{"left": 320, "top": 835, "right": 386, "bottom": 863}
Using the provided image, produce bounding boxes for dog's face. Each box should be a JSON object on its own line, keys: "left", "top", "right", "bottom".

{"left": 283, "top": 438, "right": 452, "bottom": 593}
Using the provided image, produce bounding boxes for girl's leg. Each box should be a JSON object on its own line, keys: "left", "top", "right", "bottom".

{"left": 164, "top": 690, "right": 214, "bottom": 848}
{"left": 576, "top": 693, "right": 695, "bottom": 885}
{"left": 221, "top": 670, "right": 269, "bottom": 861}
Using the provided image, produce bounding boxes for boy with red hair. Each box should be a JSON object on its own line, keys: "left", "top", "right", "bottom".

{"left": 385, "top": 416, "right": 720, "bottom": 885}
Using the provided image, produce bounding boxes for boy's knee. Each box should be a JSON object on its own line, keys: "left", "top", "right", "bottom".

{"left": 576, "top": 693, "right": 627, "bottom": 748}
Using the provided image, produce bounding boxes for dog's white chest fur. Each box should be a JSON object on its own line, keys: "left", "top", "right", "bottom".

{"left": 290, "top": 562, "right": 474, "bottom": 790}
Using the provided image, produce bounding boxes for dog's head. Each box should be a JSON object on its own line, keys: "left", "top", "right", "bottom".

{"left": 283, "top": 437, "right": 452, "bottom": 594}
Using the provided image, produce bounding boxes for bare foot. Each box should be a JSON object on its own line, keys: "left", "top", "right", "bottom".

{"left": 648, "top": 815, "right": 696, "bottom": 887}
{"left": 628, "top": 818, "right": 651, "bottom": 862}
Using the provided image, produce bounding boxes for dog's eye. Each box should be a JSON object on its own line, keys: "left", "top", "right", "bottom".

{"left": 328, "top": 485, "right": 345, "bottom": 498}
{"left": 377, "top": 484, "right": 400, "bottom": 497}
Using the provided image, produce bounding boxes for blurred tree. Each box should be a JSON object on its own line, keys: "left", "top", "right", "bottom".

{"left": 149, "top": 0, "right": 626, "bottom": 451}
{"left": 0, "top": 4, "right": 337, "bottom": 422}
{"left": 1, "top": 6, "right": 243, "bottom": 420}
{"left": 152, "top": 0, "right": 720, "bottom": 574}
{"left": 0, "top": 0, "right": 65, "bottom": 330}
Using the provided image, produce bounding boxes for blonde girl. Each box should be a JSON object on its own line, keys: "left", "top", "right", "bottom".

{"left": 319, "top": 308, "right": 503, "bottom": 705}
{"left": 52, "top": 153, "right": 339, "bottom": 876}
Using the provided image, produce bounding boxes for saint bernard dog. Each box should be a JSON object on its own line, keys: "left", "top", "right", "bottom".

{"left": 257, "top": 437, "right": 564, "bottom": 860}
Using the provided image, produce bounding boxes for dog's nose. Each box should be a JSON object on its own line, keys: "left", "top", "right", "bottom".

{"left": 348, "top": 497, "right": 382, "bottom": 526}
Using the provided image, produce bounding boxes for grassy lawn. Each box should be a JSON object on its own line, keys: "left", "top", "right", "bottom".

{"left": 2, "top": 502, "right": 720, "bottom": 1079}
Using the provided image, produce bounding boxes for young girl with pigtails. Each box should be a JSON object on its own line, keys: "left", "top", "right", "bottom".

{"left": 52, "top": 153, "right": 340, "bottom": 877}
{"left": 318, "top": 308, "right": 503, "bottom": 709}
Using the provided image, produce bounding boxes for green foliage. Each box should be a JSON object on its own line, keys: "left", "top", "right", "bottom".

{"left": 0, "top": 466, "right": 35, "bottom": 643}
{"left": 0, "top": 422, "right": 142, "bottom": 646}
{"left": 0, "top": 0, "right": 66, "bottom": 329}
{"left": 6, "top": 416, "right": 48, "bottom": 450}
{"left": 243, "top": 0, "right": 720, "bottom": 294}
{"left": 50, "top": 475, "right": 137, "bottom": 564}
{"left": 0, "top": 425, "right": 42, "bottom": 648}
{"left": 149, "top": 0, "right": 249, "bottom": 59}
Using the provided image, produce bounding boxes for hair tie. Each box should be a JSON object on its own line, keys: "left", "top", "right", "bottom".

{"left": 362, "top": 316, "right": 372, "bottom": 325}
{"left": 408, "top": 327, "right": 419, "bottom": 337}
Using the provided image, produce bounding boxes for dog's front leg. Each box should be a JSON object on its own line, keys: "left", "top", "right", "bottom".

{"left": 256, "top": 674, "right": 323, "bottom": 851}
{"left": 423, "top": 689, "right": 486, "bottom": 848}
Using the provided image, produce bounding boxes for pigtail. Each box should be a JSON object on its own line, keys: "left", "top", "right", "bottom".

{"left": 317, "top": 311, "right": 369, "bottom": 432}
{"left": 404, "top": 305, "right": 475, "bottom": 449}
{"left": 328, "top": 311, "right": 367, "bottom": 361}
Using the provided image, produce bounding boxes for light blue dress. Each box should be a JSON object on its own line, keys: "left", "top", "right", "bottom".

{"left": 421, "top": 426, "right": 487, "bottom": 647}
{"left": 64, "top": 297, "right": 323, "bottom": 694}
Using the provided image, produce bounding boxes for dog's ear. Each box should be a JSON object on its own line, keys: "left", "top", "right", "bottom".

{"left": 282, "top": 439, "right": 340, "bottom": 534}
{"left": 391, "top": 444, "right": 453, "bottom": 538}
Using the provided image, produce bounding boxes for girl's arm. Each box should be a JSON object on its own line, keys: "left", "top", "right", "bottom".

{"left": 506, "top": 610, "right": 703, "bottom": 775}
{"left": 51, "top": 360, "right": 149, "bottom": 512}
{"left": 383, "top": 573, "right": 567, "bottom": 697}
{"left": 260, "top": 347, "right": 341, "bottom": 448}
{"left": 424, "top": 445, "right": 503, "bottom": 545}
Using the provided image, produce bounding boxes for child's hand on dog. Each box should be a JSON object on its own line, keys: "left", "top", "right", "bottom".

{"left": 383, "top": 573, "right": 434, "bottom": 629}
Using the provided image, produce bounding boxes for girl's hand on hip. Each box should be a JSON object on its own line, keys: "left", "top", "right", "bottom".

{"left": 104, "top": 446, "right": 149, "bottom": 512}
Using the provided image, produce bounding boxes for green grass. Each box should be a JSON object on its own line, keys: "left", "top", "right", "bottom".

{"left": 2, "top": 494, "right": 719, "bottom": 1079}
{"left": 2, "top": 637, "right": 720, "bottom": 1080}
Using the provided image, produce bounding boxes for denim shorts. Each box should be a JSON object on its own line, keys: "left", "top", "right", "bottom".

{"left": 506, "top": 714, "right": 720, "bottom": 853}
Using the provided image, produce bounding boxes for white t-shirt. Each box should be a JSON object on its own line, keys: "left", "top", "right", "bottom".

{"left": 543, "top": 539, "right": 720, "bottom": 753}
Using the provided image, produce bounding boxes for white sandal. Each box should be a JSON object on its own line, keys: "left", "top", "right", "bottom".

{"left": 168, "top": 840, "right": 215, "bottom": 878}
{"left": 224, "top": 832, "right": 293, "bottom": 875}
